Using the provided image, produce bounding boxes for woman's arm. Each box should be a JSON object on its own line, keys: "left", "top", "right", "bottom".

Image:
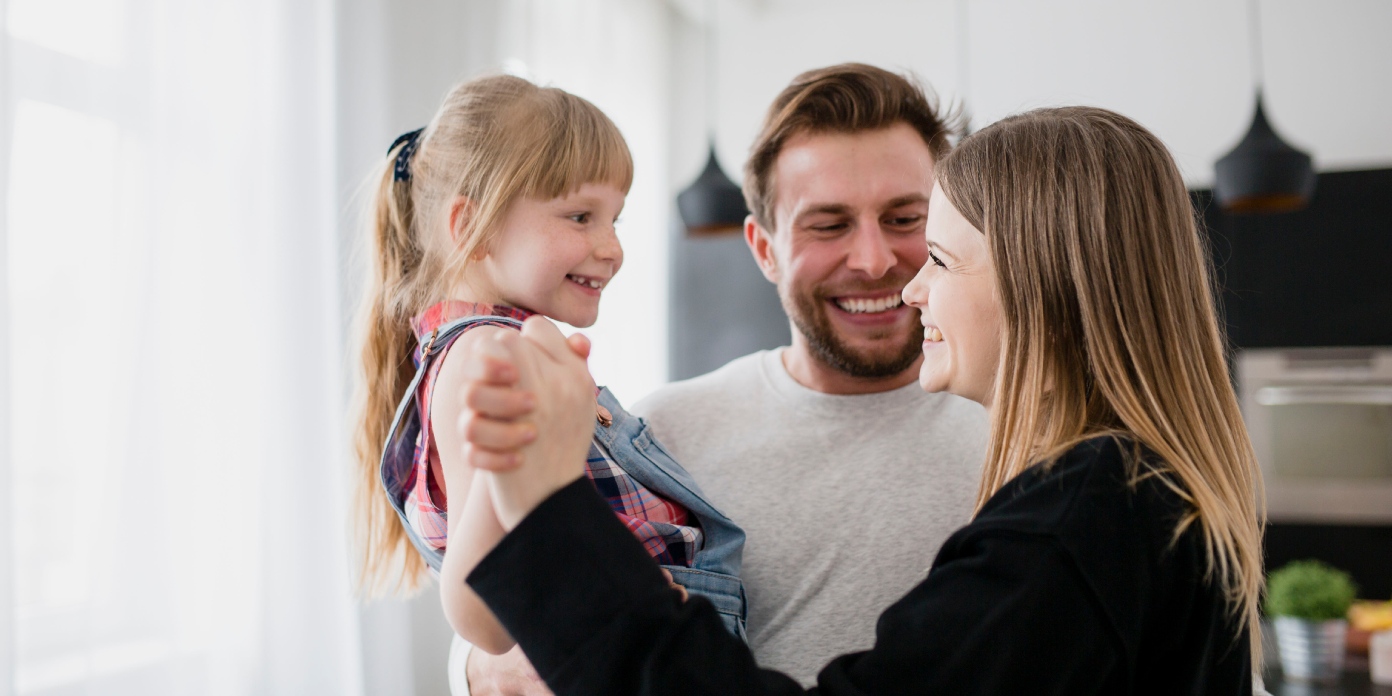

{"left": 468, "top": 475, "right": 1124, "bottom": 696}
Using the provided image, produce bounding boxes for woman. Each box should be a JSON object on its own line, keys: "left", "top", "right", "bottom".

{"left": 450, "top": 106, "right": 1264, "bottom": 694}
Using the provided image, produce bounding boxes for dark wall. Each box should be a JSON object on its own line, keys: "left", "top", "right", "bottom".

{"left": 667, "top": 222, "right": 791, "bottom": 381}
{"left": 1195, "top": 168, "right": 1392, "bottom": 349}
{"left": 1265, "top": 523, "right": 1392, "bottom": 599}
{"left": 1197, "top": 169, "right": 1392, "bottom": 595}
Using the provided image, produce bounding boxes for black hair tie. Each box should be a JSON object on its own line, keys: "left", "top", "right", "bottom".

{"left": 389, "top": 128, "right": 425, "bottom": 183}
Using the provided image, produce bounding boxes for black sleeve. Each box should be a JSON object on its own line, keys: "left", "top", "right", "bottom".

{"left": 469, "top": 479, "right": 1124, "bottom": 695}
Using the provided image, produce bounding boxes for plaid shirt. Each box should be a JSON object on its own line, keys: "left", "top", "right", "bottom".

{"left": 405, "top": 301, "right": 701, "bottom": 566}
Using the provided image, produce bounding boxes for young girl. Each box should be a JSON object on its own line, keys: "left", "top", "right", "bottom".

{"left": 350, "top": 75, "right": 746, "bottom": 665}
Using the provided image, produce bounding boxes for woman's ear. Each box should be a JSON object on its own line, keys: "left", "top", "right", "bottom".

{"left": 448, "top": 196, "right": 476, "bottom": 246}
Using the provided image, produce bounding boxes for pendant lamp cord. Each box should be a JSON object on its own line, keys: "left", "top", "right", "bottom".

{"left": 705, "top": 0, "right": 718, "bottom": 142}
{"left": 956, "top": 0, "right": 970, "bottom": 131}
{"left": 1248, "top": 0, "right": 1264, "bottom": 90}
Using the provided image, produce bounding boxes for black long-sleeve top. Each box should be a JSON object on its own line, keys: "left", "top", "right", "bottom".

{"left": 469, "top": 435, "right": 1252, "bottom": 695}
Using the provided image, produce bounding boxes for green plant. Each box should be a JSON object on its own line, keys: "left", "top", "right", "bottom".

{"left": 1265, "top": 560, "right": 1359, "bottom": 621}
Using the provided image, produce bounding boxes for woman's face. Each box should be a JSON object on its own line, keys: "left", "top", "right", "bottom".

{"left": 901, "top": 183, "right": 1003, "bottom": 408}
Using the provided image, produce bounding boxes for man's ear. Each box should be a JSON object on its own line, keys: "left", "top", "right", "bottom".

{"left": 448, "top": 196, "right": 476, "bottom": 247}
{"left": 744, "top": 215, "right": 780, "bottom": 283}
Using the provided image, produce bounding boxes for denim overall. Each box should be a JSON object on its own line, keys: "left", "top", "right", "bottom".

{"left": 380, "top": 315, "right": 748, "bottom": 638}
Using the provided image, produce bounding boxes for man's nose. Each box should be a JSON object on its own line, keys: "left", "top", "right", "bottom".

{"left": 844, "top": 223, "right": 896, "bottom": 278}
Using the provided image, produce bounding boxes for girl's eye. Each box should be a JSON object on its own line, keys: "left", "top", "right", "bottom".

{"left": 568, "top": 212, "right": 591, "bottom": 224}
{"left": 929, "top": 252, "right": 946, "bottom": 268}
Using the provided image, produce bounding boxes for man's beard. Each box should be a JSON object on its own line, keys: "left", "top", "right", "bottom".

{"left": 784, "top": 283, "right": 923, "bottom": 379}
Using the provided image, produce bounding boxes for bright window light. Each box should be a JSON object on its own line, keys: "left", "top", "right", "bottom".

{"left": 7, "top": 98, "right": 125, "bottom": 691}
{"left": 6, "top": 0, "right": 126, "bottom": 64}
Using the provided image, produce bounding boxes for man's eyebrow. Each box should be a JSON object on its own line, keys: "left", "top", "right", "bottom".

{"left": 883, "top": 194, "right": 929, "bottom": 209}
{"left": 794, "top": 203, "right": 854, "bottom": 220}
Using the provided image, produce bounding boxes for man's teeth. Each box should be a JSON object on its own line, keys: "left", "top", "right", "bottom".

{"left": 568, "top": 275, "right": 604, "bottom": 290}
{"left": 834, "top": 295, "right": 903, "bottom": 314}
{"left": 924, "top": 326, "right": 944, "bottom": 342}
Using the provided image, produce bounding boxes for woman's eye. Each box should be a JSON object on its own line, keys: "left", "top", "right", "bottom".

{"left": 929, "top": 252, "right": 946, "bottom": 268}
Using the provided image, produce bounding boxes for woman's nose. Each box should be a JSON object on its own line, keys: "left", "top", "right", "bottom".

{"left": 903, "top": 263, "right": 930, "bottom": 308}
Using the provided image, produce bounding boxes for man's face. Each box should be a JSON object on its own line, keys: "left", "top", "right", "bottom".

{"left": 749, "top": 122, "right": 934, "bottom": 378}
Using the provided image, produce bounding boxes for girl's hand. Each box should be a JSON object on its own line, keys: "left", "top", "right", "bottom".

{"left": 661, "top": 569, "right": 689, "bottom": 602}
{"left": 464, "top": 317, "right": 596, "bottom": 529}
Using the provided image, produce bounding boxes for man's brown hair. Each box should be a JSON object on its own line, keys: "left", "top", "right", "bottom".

{"left": 743, "top": 63, "right": 957, "bottom": 229}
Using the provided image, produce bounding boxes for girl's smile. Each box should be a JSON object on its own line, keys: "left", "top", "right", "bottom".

{"left": 565, "top": 273, "right": 609, "bottom": 296}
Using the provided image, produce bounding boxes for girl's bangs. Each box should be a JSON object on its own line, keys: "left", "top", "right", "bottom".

{"left": 524, "top": 95, "right": 634, "bottom": 200}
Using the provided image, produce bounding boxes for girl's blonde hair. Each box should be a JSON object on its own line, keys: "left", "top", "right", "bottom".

{"left": 938, "top": 106, "right": 1265, "bottom": 659}
{"left": 351, "top": 75, "right": 633, "bottom": 597}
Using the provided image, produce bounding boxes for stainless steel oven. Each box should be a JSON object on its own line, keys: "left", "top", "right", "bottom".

{"left": 1238, "top": 348, "right": 1392, "bottom": 523}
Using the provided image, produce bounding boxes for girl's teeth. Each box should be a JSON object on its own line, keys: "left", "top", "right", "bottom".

{"left": 569, "top": 275, "right": 603, "bottom": 290}
{"left": 835, "top": 295, "right": 903, "bottom": 314}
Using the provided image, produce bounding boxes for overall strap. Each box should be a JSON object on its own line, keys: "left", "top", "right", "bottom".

{"left": 378, "top": 314, "right": 525, "bottom": 572}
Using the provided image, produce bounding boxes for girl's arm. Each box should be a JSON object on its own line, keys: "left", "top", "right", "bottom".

{"left": 432, "top": 326, "right": 532, "bottom": 654}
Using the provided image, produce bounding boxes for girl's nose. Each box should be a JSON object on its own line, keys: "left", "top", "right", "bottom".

{"left": 595, "top": 223, "right": 624, "bottom": 269}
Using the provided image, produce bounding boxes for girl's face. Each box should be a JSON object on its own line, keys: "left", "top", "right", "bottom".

{"left": 475, "top": 182, "right": 626, "bottom": 328}
{"left": 901, "top": 184, "right": 1003, "bottom": 408}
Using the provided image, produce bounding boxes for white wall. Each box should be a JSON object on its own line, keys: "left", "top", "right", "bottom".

{"left": 672, "top": 0, "right": 1392, "bottom": 192}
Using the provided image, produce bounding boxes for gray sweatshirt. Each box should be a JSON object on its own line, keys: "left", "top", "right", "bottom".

{"left": 631, "top": 349, "right": 989, "bottom": 686}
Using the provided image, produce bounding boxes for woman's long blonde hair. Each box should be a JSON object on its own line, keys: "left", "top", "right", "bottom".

{"left": 938, "top": 107, "right": 1265, "bottom": 655}
{"left": 351, "top": 75, "right": 633, "bottom": 598}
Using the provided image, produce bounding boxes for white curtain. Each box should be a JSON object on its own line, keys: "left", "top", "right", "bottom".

{"left": 2, "top": 1, "right": 363, "bottom": 694}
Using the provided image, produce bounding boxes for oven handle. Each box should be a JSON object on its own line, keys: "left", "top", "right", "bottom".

{"left": 1256, "top": 385, "right": 1392, "bottom": 406}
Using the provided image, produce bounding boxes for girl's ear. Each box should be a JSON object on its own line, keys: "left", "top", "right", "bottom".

{"left": 448, "top": 196, "right": 476, "bottom": 246}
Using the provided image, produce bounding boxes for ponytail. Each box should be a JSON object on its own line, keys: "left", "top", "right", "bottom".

{"left": 351, "top": 142, "right": 429, "bottom": 597}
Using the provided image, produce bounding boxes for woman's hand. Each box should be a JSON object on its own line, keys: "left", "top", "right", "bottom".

{"left": 459, "top": 317, "right": 596, "bottom": 529}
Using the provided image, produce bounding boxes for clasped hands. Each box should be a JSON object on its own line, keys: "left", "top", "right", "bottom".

{"left": 456, "top": 316, "right": 597, "bottom": 530}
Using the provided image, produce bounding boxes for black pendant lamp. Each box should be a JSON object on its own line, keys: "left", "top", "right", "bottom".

{"left": 1214, "top": 94, "right": 1314, "bottom": 213}
{"left": 678, "top": 145, "right": 746, "bottom": 235}
{"left": 1213, "top": 0, "right": 1315, "bottom": 214}
{"left": 676, "top": 0, "right": 748, "bottom": 236}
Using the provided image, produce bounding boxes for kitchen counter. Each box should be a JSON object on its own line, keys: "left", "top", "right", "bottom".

{"left": 1265, "top": 663, "right": 1391, "bottom": 695}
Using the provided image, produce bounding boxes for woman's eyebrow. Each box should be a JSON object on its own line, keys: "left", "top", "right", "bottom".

{"left": 927, "top": 240, "right": 959, "bottom": 262}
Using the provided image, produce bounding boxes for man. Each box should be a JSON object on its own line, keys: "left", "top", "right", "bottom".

{"left": 463, "top": 63, "right": 988, "bottom": 693}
